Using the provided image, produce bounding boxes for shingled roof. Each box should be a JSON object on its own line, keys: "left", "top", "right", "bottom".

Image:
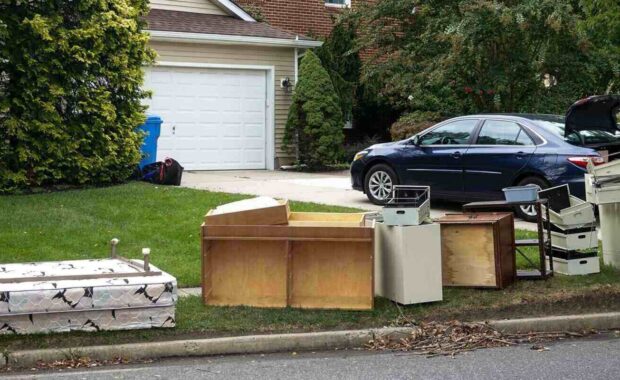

{"left": 146, "top": 9, "right": 311, "bottom": 40}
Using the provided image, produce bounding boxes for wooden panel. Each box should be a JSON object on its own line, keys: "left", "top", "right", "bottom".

{"left": 201, "top": 221, "right": 374, "bottom": 310}
{"left": 440, "top": 224, "right": 497, "bottom": 287}
{"left": 497, "top": 214, "right": 517, "bottom": 288}
{"left": 287, "top": 212, "right": 365, "bottom": 227}
{"left": 203, "top": 240, "right": 288, "bottom": 307}
{"left": 289, "top": 241, "right": 373, "bottom": 310}
{"left": 203, "top": 224, "right": 374, "bottom": 241}
{"left": 205, "top": 200, "right": 290, "bottom": 226}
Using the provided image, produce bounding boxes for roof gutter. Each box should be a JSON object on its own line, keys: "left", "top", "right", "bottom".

{"left": 147, "top": 30, "right": 323, "bottom": 48}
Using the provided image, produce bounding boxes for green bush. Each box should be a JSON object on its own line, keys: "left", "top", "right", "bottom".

{"left": 283, "top": 51, "right": 345, "bottom": 170}
{"left": 342, "top": 135, "right": 383, "bottom": 163}
{"left": 0, "top": 0, "right": 155, "bottom": 193}
{"left": 389, "top": 111, "right": 445, "bottom": 141}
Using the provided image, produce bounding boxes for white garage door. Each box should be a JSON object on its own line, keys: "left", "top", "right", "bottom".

{"left": 144, "top": 66, "right": 268, "bottom": 170}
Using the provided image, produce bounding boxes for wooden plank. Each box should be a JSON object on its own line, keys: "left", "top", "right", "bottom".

{"left": 203, "top": 237, "right": 373, "bottom": 243}
{"left": 440, "top": 224, "right": 497, "bottom": 287}
{"left": 204, "top": 199, "right": 289, "bottom": 226}
{"left": 205, "top": 240, "right": 288, "bottom": 307}
{"left": 497, "top": 213, "right": 517, "bottom": 288}
{"left": 289, "top": 241, "right": 373, "bottom": 310}
{"left": 203, "top": 224, "right": 374, "bottom": 240}
{"left": 287, "top": 212, "right": 365, "bottom": 227}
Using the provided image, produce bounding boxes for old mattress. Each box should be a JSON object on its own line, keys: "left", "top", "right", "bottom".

{"left": 0, "top": 258, "right": 177, "bottom": 335}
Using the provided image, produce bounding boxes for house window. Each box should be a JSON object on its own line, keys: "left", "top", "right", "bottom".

{"left": 325, "top": 0, "right": 351, "bottom": 8}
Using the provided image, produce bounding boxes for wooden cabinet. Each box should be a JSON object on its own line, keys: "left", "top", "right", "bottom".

{"left": 437, "top": 213, "right": 516, "bottom": 289}
{"left": 201, "top": 213, "right": 374, "bottom": 310}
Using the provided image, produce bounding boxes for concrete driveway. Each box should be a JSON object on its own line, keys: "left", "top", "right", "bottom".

{"left": 182, "top": 170, "right": 536, "bottom": 230}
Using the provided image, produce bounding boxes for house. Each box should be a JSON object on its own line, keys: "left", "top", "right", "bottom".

{"left": 235, "top": 0, "right": 370, "bottom": 38}
{"left": 144, "top": 0, "right": 321, "bottom": 170}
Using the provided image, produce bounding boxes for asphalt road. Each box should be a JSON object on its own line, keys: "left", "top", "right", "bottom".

{"left": 4, "top": 334, "right": 620, "bottom": 380}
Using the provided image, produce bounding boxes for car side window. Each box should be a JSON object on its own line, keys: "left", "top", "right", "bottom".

{"left": 418, "top": 120, "right": 478, "bottom": 146}
{"left": 476, "top": 120, "right": 534, "bottom": 146}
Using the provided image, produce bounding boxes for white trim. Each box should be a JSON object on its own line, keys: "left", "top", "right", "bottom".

{"left": 324, "top": 0, "right": 351, "bottom": 8}
{"left": 147, "top": 30, "right": 323, "bottom": 48}
{"left": 294, "top": 48, "right": 299, "bottom": 84}
{"left": 213, "top": 0, "right": 256, "bottom": 22}
{"left": 149, "top": 61, "right": 277, "bottom": 170}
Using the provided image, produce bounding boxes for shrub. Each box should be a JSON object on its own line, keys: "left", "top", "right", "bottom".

{"left": 0, "top": 0, "right": 155, "bottom": 193}
{"left": 282, "top": 51, "right": 345, "bottom": 170}
{"left": 342, "top": 135, "right": 383, "bottom": 163}
{"left": 389, "top": 111, "right": 445, "bottom": 141}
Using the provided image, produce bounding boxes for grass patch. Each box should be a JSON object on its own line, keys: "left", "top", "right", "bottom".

{"left": 1, "top": 182, "right": 619, "bottom": 351}
{"left": 0, "top": 182, "right": 358, "bottom": 287}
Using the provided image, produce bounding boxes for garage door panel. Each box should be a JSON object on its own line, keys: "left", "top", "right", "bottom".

{"left": 222, "top": 124, "right": 242, "bottom": 138}
{"left": 244, "top": 124, "right": 265, "bottom": 138}
{"left": 245, "top": 149, "right": 265, "bottom": 163}
{"left": 144, "top": 66, "right": 268, "bottom": 170}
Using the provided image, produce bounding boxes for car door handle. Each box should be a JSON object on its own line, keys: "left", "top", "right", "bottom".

{"left": 452, "top": 151, "right": 462, "bottom": 159}
{"left": 516, "top": 151, "right": 526, "bottom": 159}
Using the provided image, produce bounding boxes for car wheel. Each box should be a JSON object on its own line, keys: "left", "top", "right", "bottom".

{"left": 514, "top": 176, "right": 549, "bottom": 222}
{"left": 365, "top": 164, "right": 398, "bottom": 205}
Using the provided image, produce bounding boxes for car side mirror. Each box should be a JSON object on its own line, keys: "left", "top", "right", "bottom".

{"left": 410, "top": 136, "right": 420, "bottom": 146}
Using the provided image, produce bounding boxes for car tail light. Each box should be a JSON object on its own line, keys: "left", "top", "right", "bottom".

{"left": 567, "top": 156, "right": 605, "bottom": 169}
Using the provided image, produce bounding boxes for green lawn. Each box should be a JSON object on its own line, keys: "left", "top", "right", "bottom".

{"left": 0, "top": 182, "right": 358, "bottom": 287}
{"left": 1, "top": 182, "right": 619, "bottom": 351}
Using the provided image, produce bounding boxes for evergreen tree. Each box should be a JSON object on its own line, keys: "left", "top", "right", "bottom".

{"left": 0, "top": 0, "right": 155, "bottom": 192}
{"left": 283, "top": 51, "right": 345, "bottom": 169}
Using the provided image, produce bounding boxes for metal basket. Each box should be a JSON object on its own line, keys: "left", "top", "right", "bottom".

{"left": 385, "top": 186, "right": 430, "bottom": 208}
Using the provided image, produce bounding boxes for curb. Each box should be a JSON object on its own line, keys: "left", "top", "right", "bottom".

{"left": 489, "top": 311, "right": 620, "bottom": 333}
{"left": 4, "top": 312, "right": 620, "bottom": 369}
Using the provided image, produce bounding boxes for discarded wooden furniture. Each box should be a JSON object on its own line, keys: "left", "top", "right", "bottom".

{"left": 437, "top": 213, "right": 516, "bottom": 289}
{"left": 374, "top": 222, "right": 442, "bottom": 304}
{"left": 205, "top": 197, "right": 289, "bottom": 226}
{"left": 201, "top": 212, "right": 374, "bottom": 310}
{"left": 0, "top": 240, "right": 177, "bottom": 335}
{"left": 462, "top": 200, "right": 553, "bottom": 280}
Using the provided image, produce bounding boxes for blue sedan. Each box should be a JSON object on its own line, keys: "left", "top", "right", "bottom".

{"left": 351, "top": 96, "right": 620, "bottom": 221}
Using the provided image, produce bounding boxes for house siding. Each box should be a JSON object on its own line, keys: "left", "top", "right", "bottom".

{"left": 150, "top": 0, "right": 228, "bottom": 15}
{"left": 148, "top": 41, "right": 296, "bottom": 165}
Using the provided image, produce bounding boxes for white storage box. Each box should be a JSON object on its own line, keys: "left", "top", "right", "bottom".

{"left": 382, "top": 186, "right": 430, "bottom": 226}
{"left": 550, "top": 229, "right": 598, "bottom": 251}
{"left": 588, "top": 158, "right": 620, "bottom": 177}
{"left": 374, "top": 223, "right": 442, "bottom": 305}
{"left": 0, "top": 258, "right": 177, "bottom": 335}
{"left": 546, "top": 256, "right": 600, "bottom": 276}
{"left": 586, "top": 174, "right": 620, "bottom": 205}
{"left": 542, "top": 195, "right": 595, "bottom": 227}
{"left": 503, "top": 185, "right": 538, "bottom": 202}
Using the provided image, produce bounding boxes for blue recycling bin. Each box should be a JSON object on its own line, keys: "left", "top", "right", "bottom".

{"left": 137, "top": 115, "right": 162, "bottom": 169}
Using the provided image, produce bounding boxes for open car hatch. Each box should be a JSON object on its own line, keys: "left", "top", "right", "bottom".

{"left": 565, "top": 95, "right": 620, "bottom": 137}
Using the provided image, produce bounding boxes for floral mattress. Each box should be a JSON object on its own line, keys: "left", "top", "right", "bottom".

{"left": 0, "top": 258, "right": 177, "bottom": 334}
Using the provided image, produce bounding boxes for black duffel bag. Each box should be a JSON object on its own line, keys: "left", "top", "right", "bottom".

{"left": 141, "top": 158, "right": 184, "bottom": 186}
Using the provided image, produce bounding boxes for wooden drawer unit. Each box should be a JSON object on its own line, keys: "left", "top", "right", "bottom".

{"left": 438, "top": 213, "right": 516, "bottom": 289}
{"left": 201, "top": 222, "right": 374, "bottom": 310}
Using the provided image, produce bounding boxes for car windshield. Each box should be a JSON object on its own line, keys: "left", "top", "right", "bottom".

{"left": 533, "top": 116, "right": 620, "bottom": 145}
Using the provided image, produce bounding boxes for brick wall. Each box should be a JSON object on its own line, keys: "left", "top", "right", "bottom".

{"left": 236, "top": 0, "right": 347, "bottom": 38}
